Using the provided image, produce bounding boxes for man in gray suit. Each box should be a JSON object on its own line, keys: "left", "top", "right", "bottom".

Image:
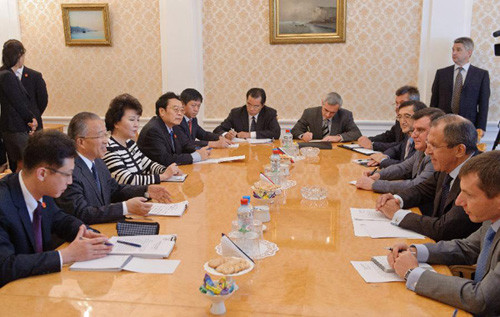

{"left": 57, "top": 112, "right": 171, "bottom": 225}
{"left": 290, "top": 92, "right": 361, "bottom": 142}
{"left": 356, "top": 108, "right": 444, "bottom": 195}
{"left": 387, "top": 151, "right": 500, "bottom": 316}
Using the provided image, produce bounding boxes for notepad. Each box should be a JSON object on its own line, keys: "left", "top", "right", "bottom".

{"left": 247, "top": 138, "right": 273, "bottom": 144}
{"left": 352, "top": 159, "right": 370, "bottom": 166}
{"left": 353, "top": 148, "right": 380, "bottom": 155}
{"left": 341, "top": 143, "right": 362, "bottom": 149}
{"left": 108, "top": 235, "right": 177, "bottom": 258}
{"left": 351, "top": 260, "right": 435, "bottom": 283}
{"left": 194, "top": 155, "right": 246, "bottom": 164}
{"left": 163, "top": 174, "right": 188, "bottom": 182}
{"left": 148, "top": 201, "right": 188, "bottom": 216}
{"left": 70, "top": 255, "right": 181, "bottom": 274}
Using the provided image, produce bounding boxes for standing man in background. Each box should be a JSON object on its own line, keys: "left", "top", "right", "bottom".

{"left": 430, "top": 37, "right": 490, "bottom": 132}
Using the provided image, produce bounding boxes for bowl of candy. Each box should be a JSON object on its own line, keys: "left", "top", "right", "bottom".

{"left": 200, "top": 274, "right": 238, "bottom": 315}
{"left": 301, "top": 186, "right": 327, "bottom": 200}
{"left": 300, "top": 147, "right": 320, "bottom": 158}
{"left": 252, "top": 180, "right": 280, "bottom": 200}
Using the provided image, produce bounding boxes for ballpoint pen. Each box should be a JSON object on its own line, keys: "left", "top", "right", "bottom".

{"left": 117, "top": 240, "right": 142, "bottom": 248}
{"left": 370, "top": 167, "right": 378, "bottom": 176}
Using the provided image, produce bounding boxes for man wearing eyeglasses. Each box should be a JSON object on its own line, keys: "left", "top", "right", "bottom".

{"left": 138, "top": 92, "right": 211, "bottom": 166}
{"left": 56, "top": 112, "right": 172, "bottom": 225}
{"left": 213, "top": 88, "right": 281, "bottom": 140}
{"left": 375, "top": 115, "right": 481, "bottom": 241}
{"left": 367, "top": 101, "right": 426, "bottom": 168}
{"left": 0, "top": 130, "right": 112, "bottom": 287}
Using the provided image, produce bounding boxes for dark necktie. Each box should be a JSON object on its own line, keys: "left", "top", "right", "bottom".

{"left": 250, "top": 116, "right": 256, "bottom": 132}
{"left": 169, "top": 130, "right": 176, "bottom": 153}
{"left": 322, "top": 119, "right": 329, "bottom": 138}
{"left": 474, "top": 227, "right": 496, "bottom": 283}
{"left": 91, "top": 162, "right": 101, "bottom": 193}
{"left": 33, "top": 202, "right": 43, "bottom": 253}
{"left": 188, "top": 120, "right": 193, "bottom": 135}
{"left": 451, "top": 67, "right": 463, "bottom": 114}
{"left": 404, "top": 139, "right": 414, "bottom": 160}
{"left": 438, "top": 174, "right": 453, "bottom": 215}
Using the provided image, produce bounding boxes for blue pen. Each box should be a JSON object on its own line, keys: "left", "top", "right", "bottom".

{"left": 117, "top": 240, "right": 142, "bottom": 248}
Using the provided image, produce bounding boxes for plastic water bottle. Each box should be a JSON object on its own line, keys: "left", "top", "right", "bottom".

{"left": 270, "top": 149, "right": 281, "bottom": 173}
{"left": 242, "top": 195, "right": 254, "bottom": 219}
{"left": 281, "top": 129, "right": 293, "bottom": 148}
{"left": 237, "top": 198, "right": 253, "bottom": 233}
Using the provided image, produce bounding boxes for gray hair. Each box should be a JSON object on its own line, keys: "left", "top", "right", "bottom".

{"left": 324, "top": 92, "right": 343, "bottom": 106}
{"left": 454, "top": 37, "right": 474, "bottom": 51}
{"left": 68, "top": 112, "right": 101, "bottom": 140}
{"left": 431, "top": 114, "right": 477, "bottom": 154}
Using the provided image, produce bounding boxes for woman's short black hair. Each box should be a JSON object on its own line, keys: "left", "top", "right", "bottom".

{"left": 105, "top": 93, "right": 143, "bottom": 132}
{"left": 1, "top": 39, "right": 25, "bottom": 70}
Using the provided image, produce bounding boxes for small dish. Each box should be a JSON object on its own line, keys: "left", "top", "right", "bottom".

{"left": 300, "top": 147, "right": 320, "bottom": 158}
{"left": 203, "top": 257, "right": 254, "bottom": 277}
{"left": 301, "top": 186, "right": 327, "bottom": 200}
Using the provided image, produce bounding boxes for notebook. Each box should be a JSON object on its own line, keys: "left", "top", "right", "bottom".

{"left": 298, "top": 141, "right": 332, "bottom": 149}
{"left": 148, "top": 201, "right": 188, "bottom": 216}
{"left": 108, "top": 235, "right": 177, "bottom": 258}
{"left": 70, "top": 255, "right": 181, "bottom": 274}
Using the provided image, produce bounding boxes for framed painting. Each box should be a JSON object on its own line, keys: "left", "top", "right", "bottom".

{"left": 61, "top": 3, "right": 111, "bottom": 46}
{"left": 269, "top": 0, "right": 346, "bottom": 44}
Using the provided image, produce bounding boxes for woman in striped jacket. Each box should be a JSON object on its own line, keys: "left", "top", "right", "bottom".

{"left": 103, "top": 93, "right": 182, "bottom": 185}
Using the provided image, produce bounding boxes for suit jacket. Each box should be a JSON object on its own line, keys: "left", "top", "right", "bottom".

{"left": 415, "top": 222, "right": 500, "bottom": 315}
{"left": 397, "top": 170, "right": 481, "bottom": 241}
{"left": 56, "top": 156, "right": 147, "bottom": 225}
{"left": 291, "top": 107, "right": 361, "bottom": 142}
{"left": 137, "top": 116, "right": 197, "bottom": 166}
{"left": 0, "top": 173, "right": 82, "bottom": 287}
{"left": 373, "top": 151, "right": 435, "bottom": 196}
{"left": 177, "top": 117, "right": 219, "bottom": 147}
{"left": 21, "top": 67, "right": 48, "bottom": 130}
{"left": 213, "top": 105, "right": 281, "bottom": 139}
{"left": 0, "top": 69, "right": 34, "bottom": 133}
{"left": 369, "top": 120, "right": 405, "bottom": 152}
{"left": 379, "top": 136, "right": 416, "bottom": 168}
{"left": 430, "top": 65, "right": 490, "bottom": 130}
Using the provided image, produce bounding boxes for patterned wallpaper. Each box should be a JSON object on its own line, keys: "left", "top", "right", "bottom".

{"left": 18, "top": 0, "right": 162, "bottom": 117}
{"left": 202, "top": 0, "right": 423, "bottom": 121}
{"left": 471, "top": 0, "right": 500, "bottom": 122}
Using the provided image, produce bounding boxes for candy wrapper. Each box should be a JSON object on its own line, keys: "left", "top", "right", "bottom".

{"left": 199, "top": 274, "right": 236, "bottom": 296}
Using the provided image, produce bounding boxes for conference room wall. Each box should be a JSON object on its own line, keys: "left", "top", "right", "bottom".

{"left": 17, "top": 0, "right": 162, "bottom": 118}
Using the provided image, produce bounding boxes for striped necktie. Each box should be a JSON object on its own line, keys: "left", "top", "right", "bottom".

{"left": 322, "top": 119, "right": 330, "bottom": 138}
{"left": 451, "top": 67, "right": 463, "bottom": 114}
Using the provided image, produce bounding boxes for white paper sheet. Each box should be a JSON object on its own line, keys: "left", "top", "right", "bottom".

{"left": 194, "top": 155, "right": 246, "bottom": 164}
{"left": 163, "top": 174, "right": 187, "bottom": 182}
{"left": 342, "top": 144, "right": 362, "bottom": 149}
{"left": 349, "top": 180, "right": 357, "bottom": 185}
{"left": 70, "top": 255, "right": 131, "bottom": 271}
{"left": 227, "top": 144, "right": 240, "bottom": 148}
{"left": 354, "top": 148, "right": 380, "bottom": 155}
{"left": 231, "top": 137, "right": 247, "bottom": 143}
{"left": 350, "top": 208, "right": 388, "bottom": 221}
{"left": 148, "top": 201, "right": 188, "bottom": 216}
{"left": 108, "top": 235, "right": 176, "bottom": 258}
{"left": 247, "top": 138, "right": 273, "bottom": 144}
{"left": 351, "top": 261, "right": 435, "bottom": 283}
{"left": 361, "top": 221, "right": 426, "bottom": 239}
{"left": 123, "top": 258, "right": 180, "bottom": 274}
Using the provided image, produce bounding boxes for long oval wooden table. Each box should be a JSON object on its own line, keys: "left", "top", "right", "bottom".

{"left": 0, "top": 142, "right": 469, "bottom": 316}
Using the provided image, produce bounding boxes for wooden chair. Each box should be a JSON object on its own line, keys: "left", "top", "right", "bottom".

{"left": 477, "top": 129, "right": 487, "bottom": 152}
{"left": 449, "top": 264, "right": 476, "bottom": 280}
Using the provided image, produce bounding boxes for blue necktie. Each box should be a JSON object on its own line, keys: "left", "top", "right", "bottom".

{"left": 91, "top": 162, "right": 101, "bottom": 193}
{"left": 474, "top": 227, "right": 496, "bottom": 283}
{"left": 169, "top": 130, "right": 176, "bottom": 153}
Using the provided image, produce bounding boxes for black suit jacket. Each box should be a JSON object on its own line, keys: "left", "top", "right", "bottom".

{"left": 0, "top": 69, "right": 34, "bottom": 133}
{"left": 430, "top": 65, "right": 490, "bottom": 130}
{"left": 398, "top": 170, "right": 481, "bottom": 241}
{"left": 137, "top": 116, "right": 197, "bottom": 166}
{"left": 56, "top": 156, "right": 147, "bottom": 225}
{"left": 213, "top": 105, "right": 281, "bottom": 139}
{"left": 369, "top": 120, "right": 405, "bottom": 152}
{"left": 21, "top": 67, "right": 48, "bottom": 130}
{"left": 380, "top": 136, "right": 416, "bottom": 168}
{"left": 177, "top": 117, "right": 219, "bottom": 147}
{"left": 0, "top": 173, "right": 83, "bottom": 287}
{"left": 290, "top": 107, "right": 362, "bottom": 141}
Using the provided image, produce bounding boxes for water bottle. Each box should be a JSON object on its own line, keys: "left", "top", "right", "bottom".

{"left": 237, "top": 198, "right": 253, "bottom": 233}
{"left": 281, "top": 129, "right": 293, "bottom": 148}
{"left": 270, "top": 149, "right": 281, "bottom": 173}
{"left": 242, "top": 195, "right": 254, "bottom": 219}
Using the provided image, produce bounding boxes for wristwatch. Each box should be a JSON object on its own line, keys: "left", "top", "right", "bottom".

{"left": 404, "top": 268, "right": 414, "bottom": 281}
{"left": 144, "top": 191, "right": 150, "bottom": 200}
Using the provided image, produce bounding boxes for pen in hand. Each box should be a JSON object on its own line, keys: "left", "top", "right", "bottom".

{"left": 370, "top": 167, "right": 378, "bottom": 176}
{"left": 384, "top": 247, "right": 416, "bottom": 256}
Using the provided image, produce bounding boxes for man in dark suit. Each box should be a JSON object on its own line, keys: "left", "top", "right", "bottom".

{"left": 137, "top": 92, "right": 211, "bottom": 167}
{"left": 57, "top": 112, "right": 171, "bottom": 225}
{"left": 387, "top": 151, "right": 500, "bottom": 316}
{"left": 291, "top": 91, "right": 361, "bottom": 142}
{"left": 376, "top": 115, "right": 481, "bottom": 241}
{"left": 213, "top": 88, "right": 281, "bottom": 140}
{"left": 367, "top": 101, "right": 427, "bottom": 168}
{"left": 177, "top": 88, "right": 231, "bottom": 148}
{"left": 20, "top": 65, "right": 48, "bottom": 130}
{"left": 358, "top": 85, "right": 420, "bottom": 151}
{"left": 0, "top": 130, "right": 112, "bottom": 287}
{"left": 430, "top": 37, "right": 490, "bottom": 132}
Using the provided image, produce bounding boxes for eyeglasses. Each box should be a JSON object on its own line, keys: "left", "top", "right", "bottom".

{"left": 396, "top": 114, "right": 413, "bottom": 121}
{"left": 425, "top": 140, "right": 450, "bottom": 150}
{"left": 247, "top": 103, "right": 263, "bottom": 110}
{"left": 45, "top": 167, "right": 72, "bottom": 178}
{"left": 79, "top": 131, "right": 111, "bottom": 140}
{"left": 169, "top": 107, "right": 184, "bottom": 114}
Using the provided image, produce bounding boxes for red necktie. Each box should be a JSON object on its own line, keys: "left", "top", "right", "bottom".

{"left": 189, "top": 120, "right": 193, "bottom": 134}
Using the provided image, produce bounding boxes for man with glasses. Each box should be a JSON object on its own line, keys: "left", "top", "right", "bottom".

{"left": 0, "top": 130, "right": 113, "bottom": 287}
{"left": 213, "top": 88, "right": 281, "bottom": 140}
{"left": 367, "top": 101, "right": 426, "bottom": 168}
{"left": 57, "top": 112, "right": 172, "bottom": 225}
{"left": 358, "top": 86, "right": 420, "bottom": 151}
{"left": 375, "top": 115, "right": 481, "bottom": 241}
{"left": 138, "top": 92, "right": 211, "bottom": 166}
{"left": 291, "top": 91, "right": 361, "bottom": 142}
{"left": 356, "top": 108, "right": 444, "bottom": 206}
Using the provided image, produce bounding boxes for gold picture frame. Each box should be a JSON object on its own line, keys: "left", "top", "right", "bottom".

{"left": 61, "top": 3, "right": 111, "bottom": 46}
{"left": 269, "top": 0, "right": 346, "bottom": 44}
